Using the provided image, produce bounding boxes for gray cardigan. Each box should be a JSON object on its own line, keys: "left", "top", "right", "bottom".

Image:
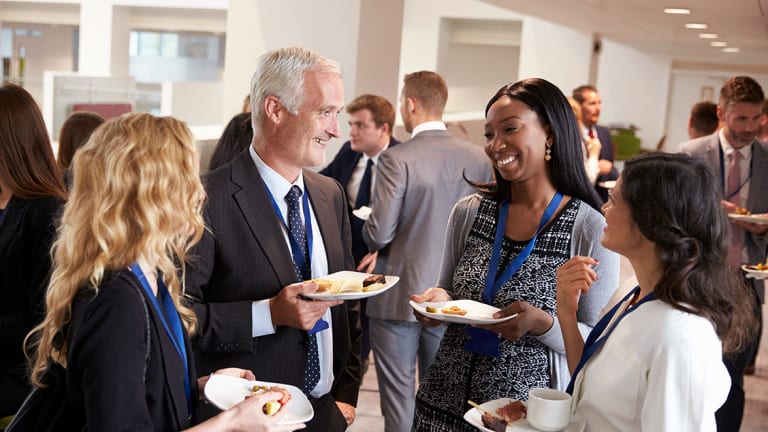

{"left": 436, "top": 194, "right": 620, "bottom": 390}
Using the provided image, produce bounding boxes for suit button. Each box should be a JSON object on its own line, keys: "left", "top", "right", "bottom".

{"left": 299, "top": 341, "right": 308, "bottom": 349}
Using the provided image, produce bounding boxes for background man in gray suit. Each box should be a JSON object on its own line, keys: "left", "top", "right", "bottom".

{"left": 680, "top": 75, "right": 767, "bottom": 431}
{"left": 362, "top": 71, "right": 490, "bottom": 432}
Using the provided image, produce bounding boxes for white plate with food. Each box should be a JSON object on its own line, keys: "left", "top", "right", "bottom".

{"left": 742, "top": 264, "right": 768, "bottom": 279}
{"left": 728, "top": 213, "right": 768, "bottom": 225}
{"left": 409, "top": 299, "right": 517, "bottom": 325}
{"left": 302, "top": 270, "right": 399, "bottom": 300}
{"left": 597, "top": 180, "right": 617, "bottom": 189}
{"left": 204, "top": 374, "right": 313, "bottom": 424}
{"left": 464, "top": 398, "right": 585, "bottom": 432}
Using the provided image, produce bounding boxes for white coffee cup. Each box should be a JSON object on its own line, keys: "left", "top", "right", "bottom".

{"left": 526, "top": 388, "right": 572, "bottom": 431}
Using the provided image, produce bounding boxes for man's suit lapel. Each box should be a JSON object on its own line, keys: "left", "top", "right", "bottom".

{"left": 229, "top": 153, "right": 300, "bottom": 287}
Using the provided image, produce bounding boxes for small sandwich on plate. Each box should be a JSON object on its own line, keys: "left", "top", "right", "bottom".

{"left": 246, "top": 384, "right": 292, "bottom": 415}
{"left": 310, "top": 278, "right": 345, "bottom": 294}
{"left": 440, "top": 305, "right": 468, "bottom": 316}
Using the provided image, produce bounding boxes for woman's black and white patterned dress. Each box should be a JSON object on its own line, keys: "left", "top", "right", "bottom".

{"left": 412, "top": 196, "right": 580, "bottom": 432}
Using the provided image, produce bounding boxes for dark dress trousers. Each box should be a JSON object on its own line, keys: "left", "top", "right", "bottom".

{"left": 0, "top": 195, "right": 63, "bottom": 417}
{"left": 67, "top": 270, "right": 197, "bottom": 431}
{"left": 186, "top": 150, "right": 361, "bottom": 431}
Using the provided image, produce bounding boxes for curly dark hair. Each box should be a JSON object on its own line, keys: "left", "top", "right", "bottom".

{"left": 620, "top": 152, "right": 756, "bottom": 353}
{"left": 471, "top": 78, "right": 602, "bottom": 211}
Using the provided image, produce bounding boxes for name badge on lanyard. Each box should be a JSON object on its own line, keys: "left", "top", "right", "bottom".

{"left": 464, "top": 193, "right": 563, "bottom": 357}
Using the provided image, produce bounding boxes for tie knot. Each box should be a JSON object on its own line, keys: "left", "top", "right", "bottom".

{"left": 731, "top": 151, "right": 742, "bottom": 162}
{"left": 588, "top": 128, "right": 595, "bottom": 139}
{"left": 286, "top": 185, "right": 302, "bottom": 206}
{"left": 367, "top": 158, "right": 374, "bottom": 168}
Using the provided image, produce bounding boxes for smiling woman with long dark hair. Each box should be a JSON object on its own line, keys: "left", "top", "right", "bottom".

{"left": 410, "top": 78, "right": 620, "bottom": 431}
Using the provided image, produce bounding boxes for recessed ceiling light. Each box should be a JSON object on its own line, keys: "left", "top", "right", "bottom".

{"left": 710, "top": 41, "right": 727, "bottom": 47}
{"left": 664, "top": 8, "right": 691, "bottom": 14}
{"left": 685, "top": 23, "right": 708, "bottom": 29}
{"left": 722, "top": 47, "right": 740, "bottom": 53}
{"left": 698, "top": 33, "right": 719, "bottom": 39}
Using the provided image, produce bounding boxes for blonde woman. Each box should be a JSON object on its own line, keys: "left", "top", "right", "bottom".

{"left": 27, "top": 113, "right": 303, "bottom": 431}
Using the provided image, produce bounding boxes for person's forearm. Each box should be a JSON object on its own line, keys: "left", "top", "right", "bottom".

{"left": 557, "top": 314, "right": 585, "bottom": 374}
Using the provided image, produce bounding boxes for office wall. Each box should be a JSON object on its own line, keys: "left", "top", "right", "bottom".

{"left": 596, "top": 39, "right": 671, "bottom": 154}
{"left": 517, "top": 16, "right": 592, "bottom": 94}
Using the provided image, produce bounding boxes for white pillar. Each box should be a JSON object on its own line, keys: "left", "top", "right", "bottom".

{"left": 78, "top": 0, "right": 130, "bottom": 76}
{"left": 353, "top": 0, "right": 404, "bottom": 105}
{"left": 220, "top": 0, "right": 265, "bottom": 122}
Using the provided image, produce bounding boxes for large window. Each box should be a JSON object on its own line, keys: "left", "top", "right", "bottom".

{"left": 129, "top": 30, "right": 224, "bottom": 83}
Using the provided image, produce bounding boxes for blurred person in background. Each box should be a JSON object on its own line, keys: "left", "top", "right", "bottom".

{"left": 572, "top": 85, "right": 619, "bottom": 203}
{"left": 567, "top": 97, "right": 601, "bottom": 185}
{"left": 57, "top": 111, "right": 105, "bottom": 188}
{"left": 209, "top": 112, "right": 254, "bottom": 172}
{"left": 687, "top": 101, "right": 719, "bottom": 139}
{"left": 0, "top": 83, "right": 66, "bottom": 422}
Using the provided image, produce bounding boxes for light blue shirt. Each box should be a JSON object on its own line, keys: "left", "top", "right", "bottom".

{"left": 248, "top": 146, "right": 334, "bottom": 397}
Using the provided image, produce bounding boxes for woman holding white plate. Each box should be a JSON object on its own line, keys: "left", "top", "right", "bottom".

{"left": 410, "top": 78, "right": 619, "bottom": 431}
{"left": 25, "top": 113, "right": 304, "bottom": 432}
{"left": 557, "top": 152, "right": 756, "bottom": 431}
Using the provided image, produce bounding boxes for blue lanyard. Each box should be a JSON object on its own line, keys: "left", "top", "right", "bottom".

{"left": 566, "top": 286, "right": 656, "bottom": 394}
{"left": 718, "top": 142, "right": 752, "bottom": 201}
{"left": 483, "top": 192, "right": 563, "bottom": 304}
{"left": 265, "top": 185, "right": 314, "bottom": 281}
{"left": 129, "top": 264, "right": 191, "bottom": 415}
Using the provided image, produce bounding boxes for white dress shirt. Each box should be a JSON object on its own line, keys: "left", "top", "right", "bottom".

{"left": 346, "top": 145, "right": 389, "bottom": 209}
{"left": 248, "top": 146, "right": 334, "bottom": 397}
{"left": 410, "top": 120, "right": 447, "bottom": 137}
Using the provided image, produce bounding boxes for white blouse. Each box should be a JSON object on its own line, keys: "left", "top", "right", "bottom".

{"left": 572, "top": 299, "right": 730, "bottom": 431}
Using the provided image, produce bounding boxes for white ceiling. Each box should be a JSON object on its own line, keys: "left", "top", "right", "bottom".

{"left": 483, "top": 0, "right": 768, "bottom": 69}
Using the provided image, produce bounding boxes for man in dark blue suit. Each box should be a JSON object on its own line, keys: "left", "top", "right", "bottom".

{"left": 320, "top": 94, "right": 399, "bottom": 374}
{"left": 573, "top": 85, "right": 619, "bottom": 202}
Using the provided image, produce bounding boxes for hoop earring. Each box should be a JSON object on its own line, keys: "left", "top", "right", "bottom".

{"left": 544, "top": 142, "right": 552, "bottom": 161}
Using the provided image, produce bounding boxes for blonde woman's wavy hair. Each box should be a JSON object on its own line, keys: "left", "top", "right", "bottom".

{"left": 27, "top": 112, "right": 205, "bottom": 387}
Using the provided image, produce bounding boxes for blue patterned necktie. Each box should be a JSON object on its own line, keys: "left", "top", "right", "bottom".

{"left": 285, "top": 186, "right": 320, "bottom": 393}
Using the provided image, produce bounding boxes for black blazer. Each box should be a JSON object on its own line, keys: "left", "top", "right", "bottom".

{"left": 0, "top": 195, "right": 63, "bottom": 416}
{"left": 67, "top": 270, "right": 197, "bottom": 431}
{"left": 319, "top": 137, "right": 400, "bottom": 263}
{"left": 186, "top": 151, "right": 361, "bottom": 421}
